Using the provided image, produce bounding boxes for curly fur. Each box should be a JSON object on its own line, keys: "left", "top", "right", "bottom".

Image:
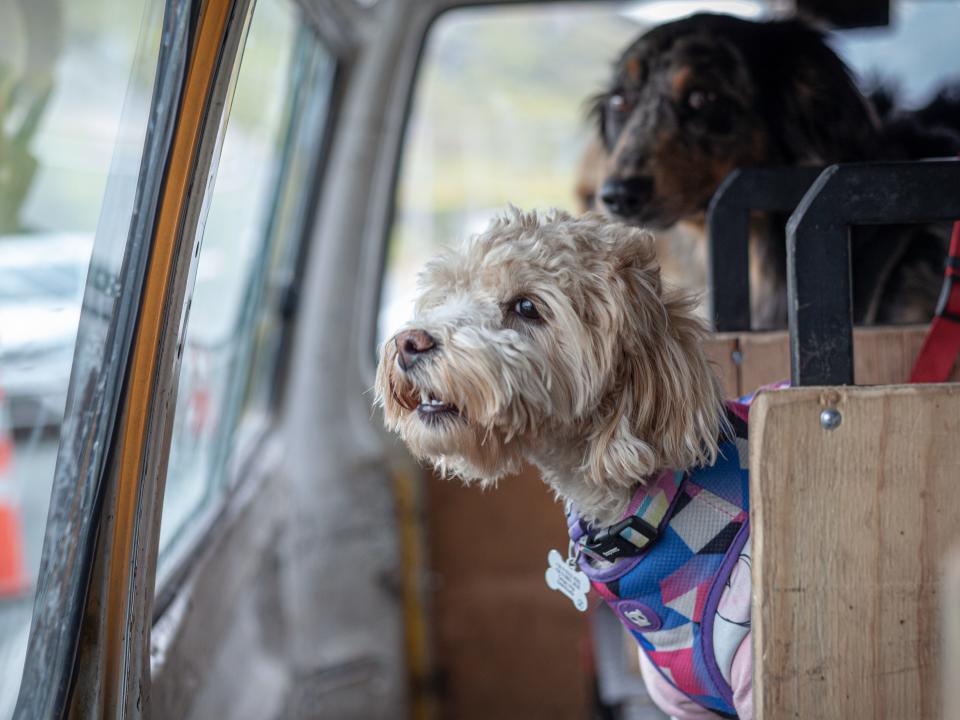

{"left": 375, "top": 208, "right": 724, "bottom": 524}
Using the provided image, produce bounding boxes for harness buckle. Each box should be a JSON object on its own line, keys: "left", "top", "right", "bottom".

{"left": 583, "top": 515, "right": 660, "bottom": 560}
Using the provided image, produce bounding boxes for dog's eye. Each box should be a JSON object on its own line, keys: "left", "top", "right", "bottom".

{"left": 608, "top": 93, "right": 631, "bottom": 114}
{"left": 513, "top": 297, "right": 542, "bottom": 321}
{"left": 686, "top": 89, "right": 717, "bottom": 111}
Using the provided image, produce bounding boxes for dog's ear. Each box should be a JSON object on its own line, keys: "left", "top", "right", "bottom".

{"left": 582, "top": 242, "right": 724, "bottom": 489}
{"left": 761, "top": 19, "right": 879, "bottom": 163}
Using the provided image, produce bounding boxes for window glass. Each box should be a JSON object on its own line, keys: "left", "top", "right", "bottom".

{"left": 380, "top": 3, "right": 648, "bottom": 344}
{"left": 380, "top": 0, "right": 960, "bottom": 345}
{"left": 158, "top": 0, "right": 335, "bottom": 564}
{"left": 0, "top": 0, "right": 156, "bottom": 714}
{"left": 832, "top": 1, "right": 960, "bottom": 108}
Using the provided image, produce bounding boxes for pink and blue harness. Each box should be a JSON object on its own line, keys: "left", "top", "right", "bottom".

{"left": 567, "top": 402, "right": 751, "bottom": 718}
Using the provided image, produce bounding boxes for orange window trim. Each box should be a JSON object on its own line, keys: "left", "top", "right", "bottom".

{"left": 103, "top": 0, "right": 236, "bottom": 705}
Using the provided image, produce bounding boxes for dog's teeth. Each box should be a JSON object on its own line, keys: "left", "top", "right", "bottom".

{"left": 420, "top": 390, "right": 429, "bottom": 404}
{"left": 430, "top": 398, "right": 444, "bottom": 406}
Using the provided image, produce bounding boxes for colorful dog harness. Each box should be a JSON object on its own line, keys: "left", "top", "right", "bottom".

{"left": 568, "top": 403, "right": 751, "bottom": 718}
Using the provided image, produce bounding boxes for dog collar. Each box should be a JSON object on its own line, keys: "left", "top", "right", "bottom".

{"left": 567, "top": 469, "right": 684, "bottom": 562}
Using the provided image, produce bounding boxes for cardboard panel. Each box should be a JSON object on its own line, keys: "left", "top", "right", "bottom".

{"left": 749, "top": 385, "right": 960, "bottom": 719}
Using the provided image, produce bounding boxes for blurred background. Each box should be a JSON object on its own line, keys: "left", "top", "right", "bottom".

{"left": 1, "top": 0, "right": 959, "bottom": 717}
{"left": 0, "top": 0, "right": 334, "bottom": 712}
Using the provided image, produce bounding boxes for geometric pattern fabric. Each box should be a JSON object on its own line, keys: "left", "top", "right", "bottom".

{"left": 571, "top": 403, "right": 751, "bottom": 718}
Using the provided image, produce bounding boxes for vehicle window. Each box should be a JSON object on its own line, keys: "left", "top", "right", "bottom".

{"left": 0, "top": 262, "right": 85, "bottom": 302}
{"left": 379, "top": 3, "right": 645, "bottom": 344}
{"left": 0, "top": 0, "right": 156, "bottom": 714}
{"left": 379, "top": 0, "right": 960, "bottom": 345}
{"left": 157, "top": 0, "right": 335, "bottom": 566}
{"left": 832, "top": 1, "right": 960, "bottom": 108}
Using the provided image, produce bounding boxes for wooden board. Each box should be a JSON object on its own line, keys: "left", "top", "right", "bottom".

{"left": 736, "top": 330, "right": 790, "bottom": 395}
{"left": 944, "top": 546, "right": 960, "bottom": 720}
{"left": 426, "top": 465, "right": 590, "bottom": 719}
{"left": 851, "top": 325, "right": 932, "bottom": 386}
{"left": 749, "top": 385, "right": 960, "bottom": 719}
{"left": 703, "top": 335, "right": 740, "bottom": 398}
{"left": 735, "top": 325, "right": 950, "bottom": 394}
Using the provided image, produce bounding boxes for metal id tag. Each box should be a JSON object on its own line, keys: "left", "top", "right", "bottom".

{"left": 545, "top": 548, "right": 590, "bottom": 612}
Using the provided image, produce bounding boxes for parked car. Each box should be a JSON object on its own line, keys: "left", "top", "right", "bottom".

{"left": 0, "top": 233, "right": 92, "bottom": 430}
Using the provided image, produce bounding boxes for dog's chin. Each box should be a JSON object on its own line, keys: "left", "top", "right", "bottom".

{"left": 396, "top": 400, "right": 466, "bottom": 452}
{"left": 394, "top": 407, "right": 522, "bottom": 485}
{"left": 412, "top": 399, "right": 462, "bottom": 427}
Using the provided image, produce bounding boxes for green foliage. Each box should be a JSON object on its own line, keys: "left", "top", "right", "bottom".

{"left": 0, "top": 64, "right": 53, "bottom": 234}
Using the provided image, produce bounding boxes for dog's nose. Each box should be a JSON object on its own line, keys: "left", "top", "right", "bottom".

{"left": 600, "top": 176, "right": 654, "bottom": 217}
{"left": 395, "top": 329, "right": 436, "bottom": 370}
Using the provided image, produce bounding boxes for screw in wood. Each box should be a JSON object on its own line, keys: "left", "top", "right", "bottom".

{"left": 819, "top": 408, "right": 842, "bottom": 430}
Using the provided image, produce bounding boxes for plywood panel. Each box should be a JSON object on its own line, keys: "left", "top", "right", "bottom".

{"left": 749, "top": 385, "right": 960, "bottom": 719}
{"left": 944, "top": 546, "right": 960, "bottom": 720}
{"left": 737, "top": 331, "right": 789, "bottom": 394}
{"left": 427, "top": 465, "right": 590, "bottom": 719}
{"left": 704, "top": 334, "right": 740, "bottom": 398}
{"left": 737, "top": 325, "right": 950, "bottom": 393}
{"left": 852, "top": 325, "right": 933, "bottom": 386}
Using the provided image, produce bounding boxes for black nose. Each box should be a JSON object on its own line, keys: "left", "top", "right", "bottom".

{"left": 395, "top": 329, "right": 436, "bottom": 370}
{"left": 600, "top": 176, "right": 654, "bottom": 217}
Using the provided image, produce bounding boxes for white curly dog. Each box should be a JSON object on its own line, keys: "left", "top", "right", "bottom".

{"left": 376, "top": 208, "right": 753, "bottom": 719}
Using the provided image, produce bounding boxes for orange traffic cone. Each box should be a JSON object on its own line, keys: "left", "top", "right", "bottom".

{"left": 0, "top": 385, "right": 29, "bottom": 597}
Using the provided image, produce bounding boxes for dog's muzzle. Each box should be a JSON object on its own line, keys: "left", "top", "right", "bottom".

{"left": 600, "top": 175, "right": 654, "bottom": 218}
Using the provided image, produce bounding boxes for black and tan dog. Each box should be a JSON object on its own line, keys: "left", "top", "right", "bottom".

{"left": 588, "top": 13, "right": 960, "bottom": 329}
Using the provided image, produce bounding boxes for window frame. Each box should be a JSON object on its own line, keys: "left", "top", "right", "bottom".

{"left": 152, "top": 3, "right": 346, "bottom": 617}
{"left": 14, "top": 0, "right": 261, "bottom": 714}
{"left": 263, "top": 56, "right": 348, "bottom": 414}
{"left": 354, "top": 0, "right": 445, "bottom": 385}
